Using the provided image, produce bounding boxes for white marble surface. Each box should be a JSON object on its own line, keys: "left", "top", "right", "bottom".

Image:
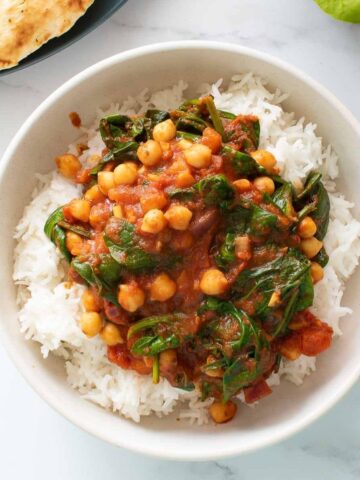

{"left": 1, "top": 0, "right": 360, "bottom": 478}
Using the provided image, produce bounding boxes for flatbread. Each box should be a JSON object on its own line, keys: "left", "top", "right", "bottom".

{"left": 0, "top": 0, "right": 95, "bottom": 71}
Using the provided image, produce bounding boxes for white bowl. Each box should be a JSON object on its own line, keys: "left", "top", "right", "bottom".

{"left": 1, "top": 41, "right": 359, "bottom": 460}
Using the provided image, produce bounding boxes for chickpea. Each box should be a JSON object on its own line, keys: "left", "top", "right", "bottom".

{"left": 175, "top": 171, "right": 195, "bottom": 188}
{"left": 209, "top": 400, "right": 237, "bottom": 424}
{"left": 84, "top": 184, "right": 106, "bottom": 204}
{"left": 55, "top": 153, "right": 81, "bottom": 179}
{"left": 82, "top": 289, "right": 101, "bottom": 312}
{"left": 141, "top": 209, "right": 167, "bottom": 234}
{"left": 114, "top": 162, "right": 138, "bottom": 186}
{"left": 137, "top": 140, "right": 163, "bottom": 166}
{"left": 200, "top": 269, "right": 229, "bottom": 295}
{"left": 98, "top": 171, "right": 115, "bottom": 194}
{"left": 112, "top": 205, "right": 124, "bottom": 219}
{"left": 100, "top": 322, "right": 123, "bottom": 346}
{"left": 251, "top": 150, "right": 277, "bottom": 172}
{"left": 300, "top": 237, "right": 323, "bottom": 259}
{"left": 68, "top": 199, "right": 91, "bottom": 223}
{"left": 164, "top": 205, "right": 193, "bottom": 231}
{"left": 177, "top": 139, "right": 193, "bottom": 150}
{"left": 253, "top": 176, "right": 275, "bottom": 195}
{"left": 205, "top": 355, "right": 224, "bottom": 378}
{"left": 184, "top": 144, "right": 212, "bottom": 168}
{"left": 297, "top": 216, "right": 317, "bottom": 239}
{"left": 159, "top": 349, "right": 177, "bottom": 370}
{"left": 118, "top": 284, "right": 145, "bottom": 312}
{"left": 311, "top": 262, "right": 324, "bottom": 283}
{"left": 80, "top": 312, "right": 103, "bottom": 338}
{"left": 153, "top": 119, "right": 177, "bottom": 142}
{"left": 233, "top": 178, "right": 251, "bottom": 192}
{"left": 140, "top": 192, "right": 168, "bottom": 213}
{"left": 65, "top": 231, "right": 83, "bottom": 256}
{"left": 150, "top": 273, "right": 177, "bottom": 302}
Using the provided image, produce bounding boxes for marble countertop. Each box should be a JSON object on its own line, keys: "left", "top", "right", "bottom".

{"left": 1, "top": 0, "right": 359, "bottom": 478}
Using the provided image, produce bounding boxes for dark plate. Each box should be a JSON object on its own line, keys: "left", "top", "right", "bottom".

{"left": 0, "top": 0, "right": 128, "bottom": 76}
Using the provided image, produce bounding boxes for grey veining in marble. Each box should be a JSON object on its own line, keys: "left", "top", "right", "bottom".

{"left": 1, "top": 1, "right": 359, "bottom": 478}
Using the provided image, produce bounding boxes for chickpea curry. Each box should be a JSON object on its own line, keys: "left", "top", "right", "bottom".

{"left": 45, "top": 96, "right": 333, "bottom": 424}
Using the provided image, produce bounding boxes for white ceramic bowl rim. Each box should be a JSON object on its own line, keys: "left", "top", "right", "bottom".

{"left": 1, "top": 41, "right": 360, "bottom": 460}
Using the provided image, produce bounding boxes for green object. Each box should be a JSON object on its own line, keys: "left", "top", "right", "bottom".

{"left": 44, "top": 207, "right": 71, "bottom": 262}
{"left": 71, "top": 258, "right": 119, "bottom": 305}
{"left": 127, "top": 313, "right": 184, "bottom": 339}
{"left": 223, "top": 358, "right": 260, "bottom": 401}
{"left": 314, "top": 247, "right": 329, "bottom": 267}
{"left": 314, "top": 0, "right": 360, "bottom": 23}
{"left": 235, "top": 248, "right": 314, "bottom": 328}
{"left": 104, "top": 219, "right": 180, "bottom": 273}
{"left": 195, "top": 174, "right": 235, "bottom": 209}
{"left": 131, "top": 334, "right": 180, "bottom": 356}
{"left": 204, "top": 96, "right": 225, "bottom": 138}
{"left": 272, "top": 183, "right": 296, "bottom": 219}
{"left": 152, "top": 355, "right": 160, "bottom": 384}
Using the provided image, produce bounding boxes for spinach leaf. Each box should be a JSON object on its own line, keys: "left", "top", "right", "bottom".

{"left": 223, "top": 358, "right": 260, "bottom": 401}
{"left": 131, "top": 334, "right": 180, "bottom": 356}
{"left": 127, "top": 313, "right": 185, "bottom": 338}
{"left": 272, "top": 183, "right": 296, "bottom": 220}
{"left": 296, "top": 172, "right": 322, "bottom": 201}
{"left": 195, "top": 174, "right": 235, "bottom": 209}
{"left": 218, "top": 109, "right": 236, "bottom": 120}
{"left": 53, "top": 225, "right": 72, "bottom": 263}
{"left": 71, "top": 257, "right": 119, "bottom": 305}
{"left": 248, "top": 205, "right": 278, "bottom": 234}
{"left": 168, "top": 188, "right": 195, "bottom": 201}
{"left": 44, "top": 207, "right": 71, "bottom": 262}
{"left": 312, "top": 182, "right": 330, "bottom": 240}
{"left": 215, "top": 232, "right": 236, "bottom": 268}
{"left": 235, "top": 248, "right": 313, "bottom": 320}
{"left": 104, "top": 219, "right": 180, "bottom": 273}
{"left": 97, "top": 254, "right": 123, "bottom": 284}
{"left": 222, "top": 145, "right": 265, "bottom": 176}
{"left": 176, "top": 114, "right": 209, "bottom": 135}
{"left": 313, "top": 247, "right": 329, "bottom": 267}
{"left": 44, "top": 206, "right": 64, "bottom": 240}
{"left": 295, "top": 172, "right": 330, "bottom": 239}
{"left": 145, "top": 109, "right": 170, "bottom": 126}
{"left": 57, "top": 220, "right": 91, "bottom": 238}
{"left": 200, "top": 297, "right": 262, "bottom": 353}
{"left": 105, "top": 236, "right": 159, "bottom": 272}
{"left": 223, "top": 205, "right": 250, "bottom": 234}
{"left": 99, "top": 114, "right": 132, "bottom": 148}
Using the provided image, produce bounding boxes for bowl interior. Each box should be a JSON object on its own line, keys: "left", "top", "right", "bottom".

{"left": 1, "top": 43, "right": 359, "bottom": 460}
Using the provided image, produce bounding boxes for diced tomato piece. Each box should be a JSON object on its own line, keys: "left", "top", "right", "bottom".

{"left": 201, "top": 127, "right": 222, "bottom": 153}
{"left": 75, "top": 168, "right": 92, "bottom": 184}
{"left": 300, "top": 325, "right": 333, "bottom": 356}
{"left": 108, "top": 344, "right": 152, "bottom": 375}
{"left": 244, "top": 379, "right": 272, "bottom": 404}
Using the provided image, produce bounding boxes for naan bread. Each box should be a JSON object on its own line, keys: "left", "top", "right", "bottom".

{"left": 0, "top": 0, "right": 95, "bottom": 71}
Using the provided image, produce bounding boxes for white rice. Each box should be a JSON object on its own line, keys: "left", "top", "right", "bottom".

{"left": 13, "top": 73, "right": 360, "bottom": 423}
